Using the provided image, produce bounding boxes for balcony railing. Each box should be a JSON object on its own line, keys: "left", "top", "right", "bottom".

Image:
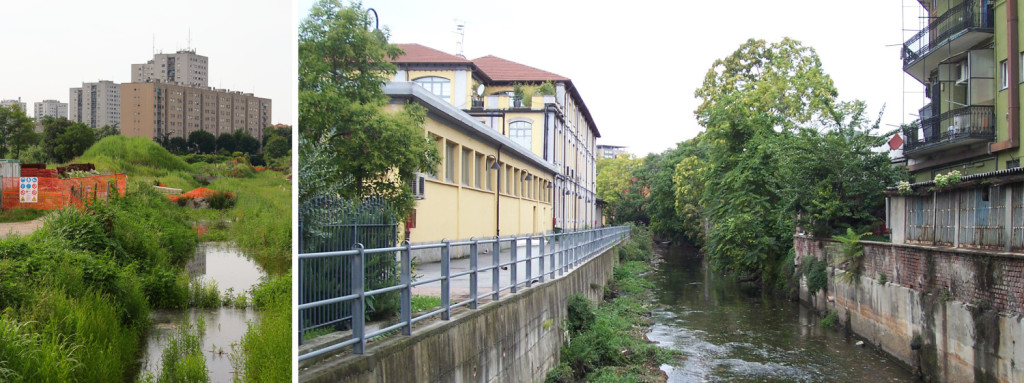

{"left": 902, "top": 0, "right": 993, "bottom": 68}
{"left": 903, "top": 105, "right": 995, "bottom": 154}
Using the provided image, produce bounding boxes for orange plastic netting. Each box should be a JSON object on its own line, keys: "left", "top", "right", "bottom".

{"left": 2, "top": 174, "right": 127, "bottom": 210}
{"left": 167, "top": 187, "right": 234, "bottom": 203}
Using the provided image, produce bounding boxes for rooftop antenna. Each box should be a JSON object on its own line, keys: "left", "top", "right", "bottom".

{"left": 152, "top": 33, "right": 155, "bottom": 55}
{"left": 454, "top": 20, "right": 466, "bottom": 58}
{"left": 188, "top": 27, "right": 192, "bottom": 51}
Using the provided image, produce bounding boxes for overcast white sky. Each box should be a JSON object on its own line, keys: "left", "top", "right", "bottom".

{"left": 1, "top": 0, "right": 294, "bottom": 125}
{"left": 300, "top": 0, "right": 928, "bottom": 156}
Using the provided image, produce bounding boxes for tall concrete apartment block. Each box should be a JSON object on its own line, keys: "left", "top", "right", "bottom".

{"left": 0, "top": 98, "right": 27, "bottom": 114}
{"left": 131, "top": 49, "right": 208, "bottom": 88}
{"left": 34, "top": 100, "right": 67, "bottom": 120}
{"left": 120, "top": 82, "right": 270, "bottom": 142}
{"left": 70, "top": 80, "right": 120, "bottom": 128}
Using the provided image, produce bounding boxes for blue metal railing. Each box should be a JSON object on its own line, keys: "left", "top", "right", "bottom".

{"left": 297, "top": 226, "right": 630, "bottom": 362}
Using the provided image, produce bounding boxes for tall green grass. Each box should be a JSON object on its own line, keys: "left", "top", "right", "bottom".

{"left": 0, "top": 183, "right": 200, "bottom": 381}
{"left": 206, "top": 171, "right": 291, "bottom": 274}
{"left": 138, "top": 314, "right": 210, "bottom": 383}
{"left": 231, "top": 272, "right": 291, "bottom": 382}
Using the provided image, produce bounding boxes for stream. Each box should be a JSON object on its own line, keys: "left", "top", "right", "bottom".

{"left": 138, "top": 243, "right": 266, "bottom": 382}
{"left": 646, "top": 242, "right": 916, "bottom": 382}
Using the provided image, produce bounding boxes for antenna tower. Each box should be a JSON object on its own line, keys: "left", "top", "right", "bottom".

{"left": 454, "top": 20, "right": 466, "bottom": 58}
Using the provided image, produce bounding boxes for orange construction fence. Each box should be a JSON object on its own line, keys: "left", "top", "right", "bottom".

{"left": 2, "top": 174, "right": 127, "bottom": 210}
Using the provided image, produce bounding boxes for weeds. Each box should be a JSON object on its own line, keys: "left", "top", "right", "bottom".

{"left": 411, "top": 295, "right": 441, "bottom": 313}
{"left": 231, "top": 272, "right": 291, "bottom": 382}
{"left": 820, "top": 310, "right": 838, "bottom": 329}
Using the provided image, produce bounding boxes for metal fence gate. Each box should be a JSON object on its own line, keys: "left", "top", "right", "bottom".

{"left": 299, "top": 195, "right": 398, "bottom": 343}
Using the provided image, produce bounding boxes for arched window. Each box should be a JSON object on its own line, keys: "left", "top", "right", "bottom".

{"left": 510, "top": 121, "right": 532, "bottom": 150}
{"left": 413, "top": 76, "right": 450, "bottom": 100}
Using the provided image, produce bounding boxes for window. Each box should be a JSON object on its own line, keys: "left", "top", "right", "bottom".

{"left": 413, "top": 77, "right": 451, "bottom": 100}
{"left": 510, "top": 121, "right": 532, "bottom": 150}
{"left": 486, "top": 158, "right": 494, "bottom": 191}
{"left": 475, "top": 153, "right": 484, "bottom": 188}
{"left": 1001, "top": 60, "right": 1008, "bottom": 90}
{"left": 462, "top": 148, "right": 472, "bottom": 186}
{"left": 445, "top": 141, "right": 456, "bottom": 183}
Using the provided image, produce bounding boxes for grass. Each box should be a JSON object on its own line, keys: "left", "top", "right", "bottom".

{"left": 231, "top": 272, "right": 291, "bottom": 382}
{"left": 206, "top": 171, "right": 291, "bottom": 274}
{"left": 820, "top": 310, "right": 839, "bottom": 329}
{"left": 0, "top": 208, "right": 47, "bottom": 223}
{"left": 138, "top": 314, "right": 209, "bottom": 383}
{"left": 546, "top": 228, "right": 680, "bottom": 383}
{"left": 412, "top": 295, "right": 441, "bottom": 312}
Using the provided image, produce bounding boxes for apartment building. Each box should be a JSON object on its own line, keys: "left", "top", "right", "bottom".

{"left": 120, "top": 82, "right": 270, "bottom": 142}
{"left": 131, "top": 49, "right": 209, "bottom": 88}
{"left": 0, "top": 98, "right": 27, "bottom": 114}
{"left": 899, "top": 0, "right": 1024, "bottom": 181}
{"left": 70, "top": 80, "right": 120, "bottom": 128}
{"left": 34, "top": 99, "right": 67, "bottom": 120}
{"left": 392, "top": 43, "right": 600, "bottom": 233}
{"left": 597, "top": 145, "right": 629, "bottom": 160}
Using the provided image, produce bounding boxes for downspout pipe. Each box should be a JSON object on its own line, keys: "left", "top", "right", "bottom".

{"left": 495, "top": 144, "right": 502, "bottom": 238}
{"left": 992, "top": 0, "right": 1020, "bottom": 153}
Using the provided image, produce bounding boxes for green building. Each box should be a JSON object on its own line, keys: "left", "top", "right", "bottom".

{"left": 901, "top": 0, "right": 1024, "bottom": 181}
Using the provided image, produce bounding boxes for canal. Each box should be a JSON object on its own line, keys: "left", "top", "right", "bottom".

{"left": 138, "top": 243, "right": 266, "bottom": 382}
{"left": 647, "top": 243, "right": 915, "bottom": 382}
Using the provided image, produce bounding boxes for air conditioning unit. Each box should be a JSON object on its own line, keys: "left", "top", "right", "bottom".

{"left": 410, "top": 173, "right": 426, "bottom": 200}
{"left": 956, "top": 61, "right": 969, "bottom": 85}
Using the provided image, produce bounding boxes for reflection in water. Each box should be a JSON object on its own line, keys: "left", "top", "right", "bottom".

{"left": 647, "top": 243, "right": 914, "bottom": 383}
{"left": 140, "top": 243, "right": 265, "bottom": 382}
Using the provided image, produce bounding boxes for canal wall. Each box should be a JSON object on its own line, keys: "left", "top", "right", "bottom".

{"left": 794, "top": 234, "right": 1024, "bottom": 383}
{"left": 300, "top": 244, "right": 619, "bottom": 383}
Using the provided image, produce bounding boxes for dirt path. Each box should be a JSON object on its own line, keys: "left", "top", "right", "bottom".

{"left": 0, "top": 217, "right": 45, "bottom": 237}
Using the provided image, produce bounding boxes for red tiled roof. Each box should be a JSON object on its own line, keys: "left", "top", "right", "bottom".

{"left": 393, "top": 43, "right": 470, "bottom": 64}
{"left": 472, "top": 55, "right": 569, "bottom": 83}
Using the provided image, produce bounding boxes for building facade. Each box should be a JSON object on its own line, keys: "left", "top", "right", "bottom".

{"left": 131, "top": 49, "right": 209, "bottom": 88}
{"left": 384, "top": 82, "right": 555, "bottom": 245}
{"left": 392, "top": 43, "right": 600, "bottom": 233}
{"left": 70, "top": 80, "right": 120, "bottom": 128}
{"left": 34, "top": 100, "right": 67, "bottom": 120}
{"left": 120, "top": 82, "right": 270, "bottom": 141}
{"left": 0, "top": 98, "right": 27, "bottom": 114}
{"left": 597, "top": 145, "right": 628, "bottom": 159}
{"left": 900, "top": 0, "right": 1024, "bottom": 181}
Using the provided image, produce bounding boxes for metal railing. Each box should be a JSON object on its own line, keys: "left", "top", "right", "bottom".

{"left": 297, "top": 225, "right": 631, "bottom": 362}
{"left": 902, "top": 0, "right": 993, "bottom": 68}
{"left": 903, "top": 106, "right": 995, "bottom": 154}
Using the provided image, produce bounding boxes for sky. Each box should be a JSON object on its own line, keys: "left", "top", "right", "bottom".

{"left": 299, "top": 0, "right": 928, "bottom": 157}
{"left": 1, "top": 0, "right": 294, "bottom": 126}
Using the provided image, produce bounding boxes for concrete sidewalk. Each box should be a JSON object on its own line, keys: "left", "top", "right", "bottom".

{"left": 411, "top": 242, "right": 578, "bottom": 301}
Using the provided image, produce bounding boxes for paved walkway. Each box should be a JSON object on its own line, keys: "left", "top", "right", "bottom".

{"left": 412, "top": 243, "right": 577, "bottom": 301}
{"left": 0, "top": 217, "right": 45, "bottom": 237}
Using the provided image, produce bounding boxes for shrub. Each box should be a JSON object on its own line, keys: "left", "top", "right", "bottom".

{"left": 801, "top": 256, "right": 828, "bottom": 295}
{"left": 566, "top": 294, "right": 595, "bottom": 336}
{"left": 820, "top": 310, "right": 838, "bottom": 329}
{"left": 207, "top": 190, "right": 235, "bottom": 210}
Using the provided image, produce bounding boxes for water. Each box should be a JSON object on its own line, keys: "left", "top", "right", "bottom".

{"left": 647, "top": 243, "right": 916, "bottom": 383}
{"left": 139, "top": 243, "right": 265, "bottom": 382}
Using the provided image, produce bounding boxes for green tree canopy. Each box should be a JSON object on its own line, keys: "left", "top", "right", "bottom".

{"left": 187, "top": 130, "right": 216, "bottom": 154}
{"left": 233, "top": 130, "right": 260, "bottom": 155}
{"left": 0, "top": 105, "right": 37, "bottom": 159}
{"left": 169, "top": 137, "right": 188, "bottom": 154}
{"left": 95, "top": 124, "right": 119, "bottom": 141}
{"left": 53, "top": 122, "right": 96, "bottom": 163}
{"left": 596, "top": 154, "right": 643, "bottom": 224}
{"left": 216, "top": 132, "right": 236, "bottom": 152}
{"left": 264, "top": 135, "right": 288, "bottom": 159}
{"left": 299, "top": 0, "right": 439, "bottom": 217}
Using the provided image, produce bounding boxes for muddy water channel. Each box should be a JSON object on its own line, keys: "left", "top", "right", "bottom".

{"left": 647, "top": 243, "right": 915, "bottom": 382}
{"left": 139, "top": 243, "right": 265, "bottom": 382}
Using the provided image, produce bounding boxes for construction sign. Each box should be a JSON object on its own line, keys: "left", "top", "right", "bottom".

{"left": 19, "top": 177, "right": 38, "bottom": 203}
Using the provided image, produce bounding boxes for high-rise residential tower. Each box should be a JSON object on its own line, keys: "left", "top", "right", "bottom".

{"left": 34, "top": 100, "right": 67, "bottom": 120}
{"left": 131, "top": 49, "right": 208, "bottom": 88}
{"left": 70, "top": 80, "right": 121, "bottom": 128}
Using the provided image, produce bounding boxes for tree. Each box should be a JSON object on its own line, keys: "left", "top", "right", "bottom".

{"left": 264, "top": 135, "right": 288, "bottom": 159}
{"left": 169, "top": 137, "right": 188, "bottom": 154}
{"left": 596, "top": 154, "right": 642, "bottom": 224}
{"left": 53, "top": 122, "right": 95, "bottom": 163}
{"left": 42, "top": 116, "right": 74, "bottom": 162}
{"left": 95, "top": 124, "right": 119, "bottom": 141}
{"left": 233, "top": 130, "right": 260, "bottom": 155}
{"left": 187, "top": 130, "right": 216, "bottom": 154}
{"left": 264, "top": 125, "right": 291, "bottom": 147}
{"left": 0, "top": 105, "right": 36, "bottom": 159}
{"left": 299, "top": 0, "right": 439, "bottom": 217}
{"left": 216, "top": 132, "right": 236, "bottom": 153}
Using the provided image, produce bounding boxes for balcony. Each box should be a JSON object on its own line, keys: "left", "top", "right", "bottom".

{"left": 903, "top": 105, "right": 995, "bottom": 156}
{"left": 903, "top": 0, "right": 993, "bottom": 83}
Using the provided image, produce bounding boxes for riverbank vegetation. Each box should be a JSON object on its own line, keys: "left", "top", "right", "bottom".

{"left": 0, "top": 131, "right": 291, "bottom": 381}
{"left": 597, "top": 38, "right": 900, "bottom": 293}
{"left": 546, "top": 226, "right": 680, "bottom": 382}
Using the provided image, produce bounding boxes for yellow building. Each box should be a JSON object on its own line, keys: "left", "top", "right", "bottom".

{"left": 393, "top": 44, "right": 600, "bottom": 233}
{"left": 384, "top": 82, "right": 556, "bottom": 250}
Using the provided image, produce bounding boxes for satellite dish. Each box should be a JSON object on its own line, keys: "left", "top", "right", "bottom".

{"left": 476, "top": 84, "right": 485, "bottom": 97}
